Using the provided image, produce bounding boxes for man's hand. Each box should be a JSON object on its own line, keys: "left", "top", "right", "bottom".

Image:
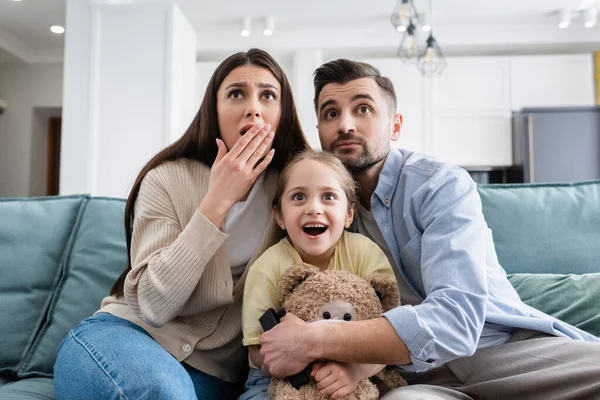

{"left": 311, "top": 362, "right": 360, "bottom": 399}
{"left": 259, "top": 313, "right": 316, "bottom": 377}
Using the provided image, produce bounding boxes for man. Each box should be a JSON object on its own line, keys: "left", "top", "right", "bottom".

{"left": 259, "top": 59, "right": 600, "bottom": 399}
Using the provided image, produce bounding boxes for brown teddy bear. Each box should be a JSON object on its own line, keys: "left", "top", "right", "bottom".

{"left": 268, "top": 263, "right": 408, "bottom": 400}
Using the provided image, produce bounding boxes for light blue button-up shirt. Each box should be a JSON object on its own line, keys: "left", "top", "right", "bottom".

{"left": 368, "top": 148, "right": 599, "bottom": 373}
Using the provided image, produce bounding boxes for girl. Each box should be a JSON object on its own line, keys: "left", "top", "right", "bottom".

{"left": 240, "top": 151, "right": 396, "bottom": 400}
{"left": 54, "top": 48, "right": 309, "bottom": 400}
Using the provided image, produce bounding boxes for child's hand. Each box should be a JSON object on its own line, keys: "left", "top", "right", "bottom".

{"left": 311, "top": 361, "right": 359, "bottom": 399}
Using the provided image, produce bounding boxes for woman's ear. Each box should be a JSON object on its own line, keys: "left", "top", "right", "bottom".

{"left": 273, "top": 205, "right": 286, "bottom": 230}
{"left": 345, "top": 204, "right": 355, "bottom": 228}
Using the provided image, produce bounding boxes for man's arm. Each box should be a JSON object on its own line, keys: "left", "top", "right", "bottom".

{"left": 259, "top": 313, "right": 410, "bottom": 377}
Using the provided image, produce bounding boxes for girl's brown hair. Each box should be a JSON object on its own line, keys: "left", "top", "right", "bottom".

{"left": 272, "top": 150, "right": 358, "bottom": 212}
{"left": 110, "top": 48, "right": 309, "bottom": 297}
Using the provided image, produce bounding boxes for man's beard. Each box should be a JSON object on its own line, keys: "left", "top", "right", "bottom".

{"left": 330, "top": 133, "right": 385, "bottom": 175}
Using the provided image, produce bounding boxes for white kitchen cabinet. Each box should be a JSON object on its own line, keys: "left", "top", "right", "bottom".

{"left": 431, "top": 112, "right": 512, "bottom": 167}
{"left": 430, "top": 57, "right": 512, "bottom": 166}
{"left": 433, "top": 57, "right": 511, "bottom": 112}
{"left": 509, "top": 54, "right": 595, "bottom": 111}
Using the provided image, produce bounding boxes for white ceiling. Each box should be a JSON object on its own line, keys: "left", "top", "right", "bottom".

{"left": 181, "top": 0, "right": 593, "bottom": 27}
{"left": 0, "top": 0, "right": 65, "bottom": 47}
{"left": 0, "top": 46, "right": 21, "bottom": 63}
{"left": 0, "top": 0, "right": 598, "bottom": 63}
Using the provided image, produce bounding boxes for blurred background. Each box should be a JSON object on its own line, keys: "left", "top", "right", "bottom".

{"left": 0, "top": 0, "right": 598, "bottom": 198}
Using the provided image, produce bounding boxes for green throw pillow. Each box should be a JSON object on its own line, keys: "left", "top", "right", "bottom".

{"left": 508, "top": 273, "right": 600, "bottom": 338}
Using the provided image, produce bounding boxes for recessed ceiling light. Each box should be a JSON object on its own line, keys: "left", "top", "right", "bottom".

{"left": 584, "top": 8, "right": 597, "bottom": 28}
{"left": 13, "top": 0, "right": 23, "bottom": 2}
{"left": 263, "top": 16, "right": 274, "bottom": 36}
{"left": 558, "top": 8, "right": 571, "bottom": 29}
{"left": 240, "top": 17, "right": 251, "bottom": 37}
{"left": 50, "top": 25, "right": 65, "bottom": 34}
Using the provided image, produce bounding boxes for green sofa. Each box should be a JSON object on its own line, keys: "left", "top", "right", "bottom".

{"left": 1, "top": 181, "right": 600, "bottom": 399}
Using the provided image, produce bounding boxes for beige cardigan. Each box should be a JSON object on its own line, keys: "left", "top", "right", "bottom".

{"left": 99, "top": 158, "right": 284, "bottom": 383}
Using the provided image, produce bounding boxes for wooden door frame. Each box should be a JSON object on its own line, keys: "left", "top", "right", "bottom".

{"left": 46, "top": 117, "right": 62, "bottom": 196}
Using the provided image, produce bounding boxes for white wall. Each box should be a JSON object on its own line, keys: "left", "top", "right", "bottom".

{"left": 0, "top": 64, "right": 63, "bottom": 197}
{"left": 60, "top": 0, "right": 197, "bottom": 198}
{"left": 168, "top": 4, "right": 198, "bottom": 144}
{"left": 193, "top": 61, "right": 219, "bottom": 119}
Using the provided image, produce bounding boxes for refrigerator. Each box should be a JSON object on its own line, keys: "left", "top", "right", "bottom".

{"left": 512, "top": 107, "right": 600, "bottom": 183}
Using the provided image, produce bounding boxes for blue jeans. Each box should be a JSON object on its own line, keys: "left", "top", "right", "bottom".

{"left": 54, "top": 313, "right": 242, "bottom": 400}
{"left": 238, "top": 368, "right": 271, "bottom": 400}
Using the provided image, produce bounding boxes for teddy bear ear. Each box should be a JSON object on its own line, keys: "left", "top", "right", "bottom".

{"left": 277, "top": 262, "right": 320, "bottom": 305}
{"left": 365, "top": 273, "right": 401, "bottom": 312}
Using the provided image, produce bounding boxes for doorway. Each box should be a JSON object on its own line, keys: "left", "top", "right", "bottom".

{"left": 47, "top": 117, "right": 61, "bottom": 195}
{"left": 29, "top": 107, "right": 62, "bottom": 197}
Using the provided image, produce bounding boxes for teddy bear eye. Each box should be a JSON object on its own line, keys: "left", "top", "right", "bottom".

{"left": 323, "top": 311, "right": 331, "bottom": 319}
{"left": 343, "top": 313, "right": 352, "bottom": 321}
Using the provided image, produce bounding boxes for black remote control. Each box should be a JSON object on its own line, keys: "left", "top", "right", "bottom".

{"left": 259, "top": 308, "right": 311, "bottom": 389}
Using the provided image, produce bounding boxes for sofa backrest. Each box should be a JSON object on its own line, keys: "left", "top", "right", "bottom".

{"left": 0, "top": 195, "right": 127, "bottom": 378}
{"left": 2, "top": 182, "right": 599, "bottom": 378}
{"left": 478, "top": 180, "right": 600, "bottom": 275}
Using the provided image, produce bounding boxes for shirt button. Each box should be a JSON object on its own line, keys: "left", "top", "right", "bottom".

{"left": 206, "top": 321, "right": 216, "bottom": 330}
{"left": 385, "top": 198, "right": 390, "bottom": 205}
{"left": 182, "top": 343, "right": 192, "bottom": 353}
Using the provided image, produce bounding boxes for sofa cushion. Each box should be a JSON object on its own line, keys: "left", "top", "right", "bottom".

{"left": 508, "top": 273, "right": 600, "bottom": 338}
{"left": 0, "top": 196, "right": 84, "bottom": 376}
{"left": 16, "top": 197, "right": 127, "bottom": 377}
{"left": 478, "top": 180, "right": 600, "bottom": 274}
{"left": 0, "top": 377, "right": 55, "bottom": 400}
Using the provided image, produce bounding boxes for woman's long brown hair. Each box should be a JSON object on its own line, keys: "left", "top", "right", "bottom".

{"left": 110, "top": 48, "right": 309, "bottom": 297}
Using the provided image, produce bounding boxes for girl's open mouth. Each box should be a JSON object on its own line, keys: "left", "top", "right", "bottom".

{"left": 302, "top": 224, "right": 328, "bottom": 236}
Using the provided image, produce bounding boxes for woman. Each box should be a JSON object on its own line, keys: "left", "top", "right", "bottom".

{"left": 54, "top": 48, "right": 309, "bottom": 400}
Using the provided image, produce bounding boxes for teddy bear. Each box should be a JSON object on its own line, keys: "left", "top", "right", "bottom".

{"left": 267, "top": 263, "right": 408, "bottom": 400}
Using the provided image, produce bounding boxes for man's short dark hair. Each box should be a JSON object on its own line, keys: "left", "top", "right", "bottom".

{"left": 313, "top": 59, "right": 397, "bottom": 115}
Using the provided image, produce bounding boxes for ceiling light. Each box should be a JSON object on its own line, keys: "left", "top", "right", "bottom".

{"left": 391, "top": 0, "right": 417, "bottom": 33}
{"left": 584, "top": 8, "right": 597, "bottom": 28}
{"left": 397, "top": 20, "right": 424, "bottom": 64}
{"left": 12, "top": 0, "right": 23, "bottom": 2}
{"left": 417, "top": 34, "right": 446, "bottom": 76}
{"left": 558, "top": 8, "right": 571, "bottom": 28}
{"left": 263, "top": 16, "right": 274, "bottom": 36}
{"left": 399, "top": 0, "right": 411, "bottom": 20}
{"left": 50, "top": 25, "right": 65, "bottom": 34}
{"left": 240, "top": 17, "right": 251, "bottom": 37}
